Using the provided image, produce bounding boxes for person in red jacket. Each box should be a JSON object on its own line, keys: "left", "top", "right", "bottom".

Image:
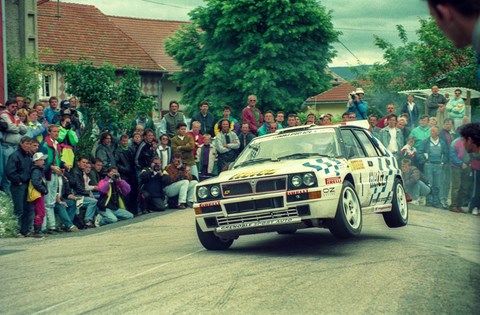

{"left": 241, "top": 95, "right": 263, "bottom": 135}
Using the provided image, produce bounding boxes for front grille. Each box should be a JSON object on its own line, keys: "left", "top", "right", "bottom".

{"left": 224, "top": 197, "right": 284, "bottom": 214}
{"left": 222, "top": 182, "right": 252, "bottom": 197}
{"left": 256, "top": 178, "right": 286, "bottom": 193}
{"left": 216, "top": 208, "right": 299, "bottom": 226}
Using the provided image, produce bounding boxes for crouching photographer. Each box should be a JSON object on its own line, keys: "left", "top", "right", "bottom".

{"left": 139, "top": 156, "right": 171, "bottom": 213}
{"left": 96, "top": 166, "right": 133, "bottom": 225}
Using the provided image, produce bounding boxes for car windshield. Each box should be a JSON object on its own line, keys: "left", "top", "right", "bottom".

{"left": 233, "top": 129, "right": 340, "bottom": 169}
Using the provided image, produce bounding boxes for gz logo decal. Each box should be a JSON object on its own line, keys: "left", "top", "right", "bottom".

{"left": 322, "top": 187, "right": 336, "bottom": 197}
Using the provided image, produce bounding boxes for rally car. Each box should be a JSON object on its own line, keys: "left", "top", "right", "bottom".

{"left": 193, "top": 121, "right": 408, "bottom": 250}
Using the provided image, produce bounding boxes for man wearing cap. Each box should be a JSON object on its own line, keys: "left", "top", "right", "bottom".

{"left": 6, "top": 136, "right": 33, "bottom": 236}
{"left": 346, "top": 88, "right": 368, "bottom": 120}
{"left": 0, "top": 98, "right": 28, "bottom": 192}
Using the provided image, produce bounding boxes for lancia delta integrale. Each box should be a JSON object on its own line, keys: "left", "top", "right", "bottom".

{"left": 193, "top": 122, "right": 408, "bottom": 250}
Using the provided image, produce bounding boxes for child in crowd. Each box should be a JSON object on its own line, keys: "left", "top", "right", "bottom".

{"left": 401, "top": 137, "right": 417, "bottom": 161}
{"left": 30, "top": 152, "right": 49, "bottom": 238}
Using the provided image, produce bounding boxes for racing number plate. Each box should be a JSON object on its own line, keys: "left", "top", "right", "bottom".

{"left": 216, "top": 217, "right": 302, "bottom": 232}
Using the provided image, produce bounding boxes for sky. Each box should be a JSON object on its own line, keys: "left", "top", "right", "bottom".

{"left": 61, "top": 0, "right": 431, "bottom": 67}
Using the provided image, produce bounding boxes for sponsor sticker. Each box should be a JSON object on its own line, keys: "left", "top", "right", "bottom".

{"left": 287, "top": 189, "right": 308, "bottom": 196}
{"left": 200, "top": 200, "right": 220, "bottom": 207}
{"left": 349, "top": 160, "right": 365, "bottom": 171}
{"left": 325, "top": 176, "right": 342, "bottom": 185}
{"left": 322, "top": 187, "right": 336, "bottom": 197}
{"left": 229, "top": 169, "right": 276, "bottom": 180}
{"left": 216, "top": 217, "right": 301, "bottom": 232}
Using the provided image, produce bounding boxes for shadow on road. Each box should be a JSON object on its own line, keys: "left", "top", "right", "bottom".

{"left": 220, "top": 231, "right": 397, "bottom": 257}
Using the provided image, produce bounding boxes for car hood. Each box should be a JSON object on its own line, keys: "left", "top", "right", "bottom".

{"left": 199, "top": 157, "right": 347, "bottom": 185}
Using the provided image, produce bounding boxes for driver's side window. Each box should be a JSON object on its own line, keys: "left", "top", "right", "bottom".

{"left": 340, "top": 129, "right": 366, "bottom": 159}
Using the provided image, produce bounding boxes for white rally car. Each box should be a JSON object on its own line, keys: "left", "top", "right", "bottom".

{"left": 193, "top": 121, "right": 408, "bottom": 250}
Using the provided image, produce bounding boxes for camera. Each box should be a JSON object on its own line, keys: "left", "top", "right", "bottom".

{"left": 112, "top": 173, "right": 120, "bottom": 180}
{"left": 349, "top": 93, "right": 357, "bottom": 100}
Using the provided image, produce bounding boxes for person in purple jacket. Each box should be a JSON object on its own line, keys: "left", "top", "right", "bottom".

{"left": 96, "top": 166, "right": 133, "bottom": 226}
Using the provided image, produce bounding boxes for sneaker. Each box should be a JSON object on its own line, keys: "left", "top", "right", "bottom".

{"left": 177, "top": 203, "right": 187, "bottom": 209}
{"left": 68, "top": 225, "right": 79, "bottom": 232}
{"left": 94, "top": 215, "right": 101, "bottom": 227}
{"left": 461, "top": 206, "right": 470, "bottom": 213}
{"left": 46, "top": 228, "right": 59, "bottom": 235}
{"left": 186, "top": 202, "right": 194, "bottom": 208}
{"left": 410, "top": 199, "right": 420, "bottom": 205}
{"left": 31, "top": 231, "right": 45, "bottom": 238}
{"left": 472, "top": 208, "right": 479, "bottom": 216}
{"left": 85, "top": 220, "right": 95, "bottom": 228}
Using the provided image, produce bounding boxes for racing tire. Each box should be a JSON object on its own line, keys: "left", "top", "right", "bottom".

{"left": 383, "top": 178, "right": 408, "bottom": 228}
{"left": 277, "top": 229, "right": 297, "bottom": 235}
{"left": 328, "top": 181, "right": 362, "bottom": 239}
{"left": 196, "top": 221, "right": 234, "bottom": 250}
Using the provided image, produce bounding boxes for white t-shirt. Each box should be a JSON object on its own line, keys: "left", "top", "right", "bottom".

{"left": 388, "top": 127, "right": 397, "bottom": 153}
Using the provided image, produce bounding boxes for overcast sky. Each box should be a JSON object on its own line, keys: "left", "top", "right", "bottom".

{"left": 61, "top": 0, "right": 431, "bottom": 67}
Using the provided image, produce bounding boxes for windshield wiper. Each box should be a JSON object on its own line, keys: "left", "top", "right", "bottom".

{"left": 234, "top": 157, "right": 277, "bottom": 168}
{"left": 277, "top": 152, "right": 332, "bottom": 160}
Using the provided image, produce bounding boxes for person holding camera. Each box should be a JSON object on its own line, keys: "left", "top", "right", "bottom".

{"left": 139, "top": 156, "right": 171, "bottom": 212}
{"left": 96, "top": 166, "right": 134, "bottom": 225}
{"left": 346, "top": 88, "right": 368, "bottom": 120}
{"left": 58, "top": 110, "right": 79, "bottom": 169}
{"left": 163, "top": 153, "right": 198, "bottom": 209}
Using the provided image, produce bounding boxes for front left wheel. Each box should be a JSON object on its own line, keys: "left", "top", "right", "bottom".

{"left": 196, "top": 221, "right": 234, "bottom": 250}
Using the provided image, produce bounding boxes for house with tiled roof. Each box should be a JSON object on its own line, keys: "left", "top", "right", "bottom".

{"left": 37, "top": 0, "right": 185, "bottom": 110}
{"left": 303, "top": 82, "right": 356, "bottom": 117}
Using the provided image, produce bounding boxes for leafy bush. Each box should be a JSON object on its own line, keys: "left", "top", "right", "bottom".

{"left": 0, "top": 192, "right": 18, "bottom": 238}
{"left": 6, "top": 55, "right": 41, "bottom": 99}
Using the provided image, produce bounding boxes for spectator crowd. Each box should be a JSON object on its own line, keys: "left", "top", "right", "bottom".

{"left": 0, "top": 85, "right": 479, "bottom": 238}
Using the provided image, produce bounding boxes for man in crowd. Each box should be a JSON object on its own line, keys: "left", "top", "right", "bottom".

{"left": 95, "top": 132, "right": 116, "bottom": 171}
{"left": 1, "top": 98, "right": 27, "bottom": 192}
{"left": 258, "top": 111, "right": 282, "bottom": 135}
{"left": 449, "top": 136, "right": 472, "bottom": 213}
{"left": 69, "top": 156, "right": 99, "bottom": 228}
{"left": 157, "top": 100, "right": 187, "bottom": 138}
{"left": 171, "top": 122, "right": 197, "bottom": 179}
{"left": 286, "top": 114, "right": 297, "bottom": 128}
{"left": 44, "top": 96, "right": 61, "bottom": 124}
{"left": 459, "top": 122, "right": 480, "bottom": 215}
{"left": 397, "top": 117, "right": 410, "bottom": 144}
{"left": 427, "top": 0, "right": 480, "bottom": 80}
{"left": 242, "top": 94, "right": 263, "bottom": 135}
{"left": 5, "top": 136, "right": 33, "bottom": 236}
{"left": 164, "top": 153, "right": 198, "bottom": 209}
{"left": 446, "top": 89, "right": 466, "bottom": 129}
{"left": 435, "top": 103, "right": 447, "bottom": 129}
{"left": 196, "top": 134, "right": 217, "bottom": 181}
{"left": 409, "top": 115, "right": 431, "bottom": 153}
{"left": 368, "top": 114, "right": 382, "bottom": 139}
{"left": 401, "top": 94, "right": 419, "bottom": 128}
{"left": 156, "top": 134, "right": 172, "bottom": 170}
{"left": 130, "top": 111, "right": 155, "bottom": 136}
{"left": 401, "top": 158, "right": 431, "bottom": 205}
{"left": 425, "top": 86, "right": 447, "bottom": 117}
{"left": 238, "top": 123, "right": 255, "bottom": 153}
{"left": 418, "top": 126, "right": 449, "bottom": 208}
{"left": 139, "top": 156, "right": 171, "bottom": 212}
{"left": 191, "top": 101, "right": 215, "bottom": 137}
{"left": 57, "top": 110, "right": 79, "bottom": 169}
{"left": 275, "top": 111, "right": 286, "bottom": 128}
{"left": 115, "top": 134, "right": 137, "bottom": 214}
{"left": 135, "top": 129, "right": 158, "bottom": 173}
{"left": 380, "top": 114, "right": 404, "bottom": 159}
{"left": 214, "top": 106, "right": 239, "bottom": 136}
{"left": 305, "top": 113, "right": 316, "bottom": 125}
{"left": 377, "top": 103, "right": 396, "bottom": 129}
{"left": 96, "top": 166, "right": 134, "bottom": 225}
{"left": 346, "top": 88, "right": 368, "bottom": 120}
{"left": 214, "top": 119, "right": 240, "bottom": 172}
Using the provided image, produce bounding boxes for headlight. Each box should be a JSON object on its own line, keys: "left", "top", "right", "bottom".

{"left": 303, "top": 173, "right": 315, "bottom": 187}
{"left": 210, "top": 185, "right": 221, "bottom": 197}
{"left": 197, "top": 186, "right": 209, "bottom": 199}
{"left": 291, "top": 175, "right": 302, "bottom": 187}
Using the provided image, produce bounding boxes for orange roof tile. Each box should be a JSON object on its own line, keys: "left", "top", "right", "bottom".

{"left": 38, "top": 1, "right": 162, "bottom": 72}
{"left": 306, "top": 82, "right": 355, "bottom": 103}
{"left": 109, "top": 16, "right": 187, "bottom": 72}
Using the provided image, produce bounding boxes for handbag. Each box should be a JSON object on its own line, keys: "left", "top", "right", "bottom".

{"left": 27, "top": 181, "right": 42, "bottom": 202}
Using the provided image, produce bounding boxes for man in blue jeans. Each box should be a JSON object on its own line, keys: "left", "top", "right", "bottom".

{"left": 459, "top": 122, "right": 480, "bottom": 215}
{"left": 96, "top": 166, "right": 134, "bottom": 225}
{"left": 69, "top": 156, "right": 98, "bottom": 228}
{"left": 418, "top": 126, "right": 449, "bottom": 208}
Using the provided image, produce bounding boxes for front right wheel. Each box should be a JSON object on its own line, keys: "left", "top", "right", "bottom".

{"left": 383, "top": 178, "right": 408, "bottom": 228}
{"left": 196, "top": 221, "right": 234, "bottom": 250}
{"left": 328, "top": 181, "right": 362, "bottom": 239}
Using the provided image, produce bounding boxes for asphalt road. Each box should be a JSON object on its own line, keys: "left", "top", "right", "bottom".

{"left": 1, "top": 205, "right": 479, "bottom": 314}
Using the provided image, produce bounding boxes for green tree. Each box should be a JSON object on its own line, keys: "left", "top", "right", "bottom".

{"left": 360, "top": 18, "right": 477, "bottom": 115}
{"left": 165, "top": 0, "right": 338, "bottom": 116}
{"left": 6, "top": 55, "right": 41, "bottom": 99}
{"left": 59, "top": 61, "right": 155, "bottom": 158}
